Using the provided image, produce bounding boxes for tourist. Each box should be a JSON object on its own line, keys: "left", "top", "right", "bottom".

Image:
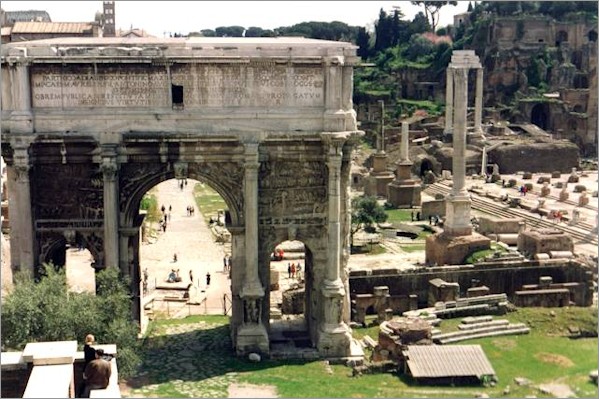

{"left": 287, "top": 263, "right": 292, "bottom": 279}
{"left": 169, "top": 205, "right": 172, "bottom": 213}
{"left": 167, "top": 269, "right": 176, "bottom": 283}
{"left": 206, "top": 272, "right": 211, "bottom": 287}
{"left": 223, "top": 256, "right": 228, "bottom": 272}
{"left": 175, "top": 269, "right": 182, "bottom": 282}
{"left": 296, "top": 263, "right": 302, "bottom": 280}
{"left": 291, "top": 263, "right": 296, "bottom": 279}
{"left": 78, "top": 334, "right": 98, "bottom": 396}
{"left": 162, "top": 222, "right": 167, "bottom": 233}
{"left": 173, "top": 253, "right": 178, "bottom": 263}
{"left": 161, "top": 204, "right": 166, "bottom": 214}
{"left": 411, "top": 211, "right": 414, "bottom": 222}
{"left": 82, "top": 348, "right": 112, "bottom": 398}
{"left": 227, "top": 257, "right": 231, "bottom": 272}
{"left": 416, "top": 211, "right": 421, "bottom": 221}
{"left": 189, "top": 269, "right": 193, "bottom": 283}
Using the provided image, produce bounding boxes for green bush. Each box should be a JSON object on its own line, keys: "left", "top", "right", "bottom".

{"left": 1, "top": 264, "right": 141, "bottom": 378}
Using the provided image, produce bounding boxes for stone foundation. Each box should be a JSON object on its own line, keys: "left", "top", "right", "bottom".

{"left": 425, "top": 232, "right": 491, "bottom": 266}
{"left": 387, "top": 180, "right": 422, "bottom": 208}
{"left": 517, "top": 228, "right": 574, "bottom": 257}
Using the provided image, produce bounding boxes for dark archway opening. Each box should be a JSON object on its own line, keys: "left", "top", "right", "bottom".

{"left": 268, "top": 240, "right": 316, "bottom": 352}
{"left": 420, "top": 159, "right": 434, "bottom": 177}
{"left": 588, "top": 30, "right": 598, "bottom": 42}
{"left": 555, "top": 30, "right": 568, "bottom": 47}
{"left": 531, "top": 103, "right": 550, "bottom": 131}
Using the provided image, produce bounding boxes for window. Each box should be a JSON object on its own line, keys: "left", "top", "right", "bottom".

{"left": 172, "top": 84, "right": 184, "bottom": 108}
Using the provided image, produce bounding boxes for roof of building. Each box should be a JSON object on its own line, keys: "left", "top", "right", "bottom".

{"left": 1, "top": 27, "right": 12, "bottom": 36}
{"left": 11, "top": 21, "right": 94, "bottom": 34}
{"left": 5, "top": 10, "right": 51, "bottom": 23}
{"left": 403, "top": 345, "right": 495, "bottom": 379}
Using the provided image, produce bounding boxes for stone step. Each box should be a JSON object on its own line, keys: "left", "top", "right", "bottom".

{"left": 437, "top": 326, "right": 530, "bottom": 344}
{"left": 458, "top": 320, "right": 509, "bottom": 330}
{"left": 433, "top": 323, "right": 528, "bottom": 342}
{"left": 462, "top": 315, "right": 494, "bottom": 324}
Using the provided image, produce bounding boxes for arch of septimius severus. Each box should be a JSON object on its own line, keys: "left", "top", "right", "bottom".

{"left": 1, "top": 37, "right": 362, "bottom": 357}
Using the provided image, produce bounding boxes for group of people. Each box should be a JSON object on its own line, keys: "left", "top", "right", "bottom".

{"left": 79, "top": 334, "right": 113, "bottom": 397}
{"left": 159, "top": 204, "right": 172, "bottom": 232}
{"left": 519, "top": 185, "right": 529, "bottom": 196}
{"left": 410, "top": 211, "right": 422, "bottom": 222}
{"left": 167, "top": 269, "right": 182, "bottom": 283}
{"left": 287, "top": 262, "right": 302, "bottom": 280}
{"left": 186, "top": 205, "right": 195, "bottom": 216}
{"left": 179, "top": 178, "right": 188, "bottom": 191}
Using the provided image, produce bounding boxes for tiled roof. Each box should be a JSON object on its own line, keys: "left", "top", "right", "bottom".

{"left": 6, "top": 10, "right": 51, "bottom": 23}
{"left": 1, "top": 27, "right": 12, "bottom": 36}
{"left": 403, "top": 345, "right": 496, "bottom": 379}
{"left": 11, "top": 22, "right": 93, "bottom": 34}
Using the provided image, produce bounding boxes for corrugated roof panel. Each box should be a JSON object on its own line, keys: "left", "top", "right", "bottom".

{"left": 404, "top": 345, "right": 495, "bottom": 379}
{"left": 11, "top": 22, "right": 93, "bottom": 34}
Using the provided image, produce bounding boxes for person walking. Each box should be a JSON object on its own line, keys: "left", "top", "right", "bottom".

{"left": 206, "top": 272, "right": 211, "bottom": 287}
{"left": 189, "top": 269, "right": 193, "bottom": 284}
{"left": 287, "top": 263, "right": 292, "bottom": 279}
{"left": 291, "top": 263, "right": 296, "bottom": 279}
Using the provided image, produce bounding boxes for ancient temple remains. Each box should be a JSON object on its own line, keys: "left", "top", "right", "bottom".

{"left": 426, "top": 50, "right": 491, "bottom": 265}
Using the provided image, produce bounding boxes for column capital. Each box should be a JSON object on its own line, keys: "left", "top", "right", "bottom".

{"left": 100, "top": 158, "right": 118, "bottom": 182}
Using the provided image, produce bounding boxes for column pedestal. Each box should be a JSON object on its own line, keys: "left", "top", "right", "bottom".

{"left": 387, "top": 160, "right": 421, "bottom": 208}
{"left": 365, "top": 153, "right": 394, "bottom": 198}
{"left": 317, "top": 279, "right": 352, "bottom": 357}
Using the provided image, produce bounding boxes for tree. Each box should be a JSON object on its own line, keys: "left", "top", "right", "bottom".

{"left": 245, "top": 26, "right": 275, "bottom": 37}
{"left": 1, "top": 264, "right": 141, "bottom": 378}
{"left": 350, "top": 196, "right": 388, "bottom": 246}
{"left": 215, "top": 26, "right": 245, "bottom": 37}
{"left": 200, "top": 29, "right": 216, "bottom": 37}
{"left": 411, "top": 1, "right": 458, "bottom": 32}
{"left": 356, "top": 27, "right": 371, "bottom": 59}
{"left": 374, "top": 8, "right": 394, "bottom": 52}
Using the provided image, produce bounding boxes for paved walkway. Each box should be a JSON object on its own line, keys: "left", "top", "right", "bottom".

{"left": 141, "top": 179, "right": 230, "bottom": 314}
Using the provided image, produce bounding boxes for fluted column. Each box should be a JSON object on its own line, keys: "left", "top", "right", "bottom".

{"left": 240, "top": 142, "right": 263, "bottom": 299}
{"left": 444, "top": 68, "right": 454, "bottom": 135}
{"left": 101, "top": 145, "right": 119, "bottom": 269}
{"left": 236, "top": 141, "right": 269, "bottom": 356}
{"left": 322, "top": 135, "right": 348, "bottom": 332}
{"left": 11, "top": 143, "right": 34, "bottom": 276}
{"left": 10, "top": 62, "right": 33, "bottom": 134}
{"left": 474, "top": 68, "right": 484, "bottom": 135}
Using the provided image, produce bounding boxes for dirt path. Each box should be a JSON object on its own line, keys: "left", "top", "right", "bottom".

{"left": 141, "top": 179, "right": 230, "bottom": 313}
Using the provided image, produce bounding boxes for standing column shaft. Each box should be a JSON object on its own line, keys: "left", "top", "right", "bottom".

{"left": 452, "top": 68, "right": 468, "bottom": 197}
{"left": 327, "top": 149, "right": 342, "bottom": 282}
{"left": 475, "top": 68, "right": 484, "bottom": 134}
{"left": 242, "top": 142, "right": 263, "bottom": 295}
{"left": 11, "top": 63, "right": 33, "bottom": 134}
{"left": 101, "top": 150, "right": 119, "bottom": 269}
{"left": 12, "top": 146, "right": 34, "bottom": 276}
{"left": 444, "top": 68, "right": 454, "bottom": 134}
{"left": 401, "top": 122, "right": 409, "bottom": 161}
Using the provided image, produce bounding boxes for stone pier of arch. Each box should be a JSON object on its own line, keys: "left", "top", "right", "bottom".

{"left": 1, "top": 37, "right": 363, "bottom": 359}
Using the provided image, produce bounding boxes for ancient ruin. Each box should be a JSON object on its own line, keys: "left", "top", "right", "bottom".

{"left": 426, "top": 50, "right": 491, "bottom": 266}
{"left": 1, "top": 37, "right": 363, "bottom": 358}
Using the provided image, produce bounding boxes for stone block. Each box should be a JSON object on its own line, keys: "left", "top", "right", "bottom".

{"left": 425, "top": 232, "right": 491, "bottom": 266}
{"left": 536, "top": 176, "right": 551, "bottom": 184}
{"left": 508, "top": 179, "right": 517, "bottom": 187}
{"left": 559, "top": 190, "right": 569, "bottom": 201}
{"left": 574, "top": 184, "right": 587, "bottom": 193}
{"left": 551, "top": 171, "right": 561, "bottom": 178}
{"left": 522, "top": 172, "right": 532, "bottom": 180}
{"left": 517, "top": 229, "right": 574, "bottom": 257}
{"left": 579, "top": 195, "right": 589, "bottom": 206}
{"left": 478, "top": 216, "right": 522, "bottom": 235}
{"left": 568, "top": 174, "right": 580, "bottom": 183}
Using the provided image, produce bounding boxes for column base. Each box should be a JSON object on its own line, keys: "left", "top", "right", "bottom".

{"left": 444, "top": 195, "right": 472, "bottom": 236}
{"left": 236, "top": 323, "right": 270, "bottom": 356}
{"left": 387, "top": 179, "right": 421, "bottom": 208}
{"left": 316, "top": 325, "right": 352, "bottom": 358}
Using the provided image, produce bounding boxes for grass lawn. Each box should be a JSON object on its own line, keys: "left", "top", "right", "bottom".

{"left": 193, "top": 183, "right": 228, "bottom": 223}
{"left": 126, "top": 308, "right": 598, "bottom": 398}
{"left": 385, "top": 208, "right": 414, "bottom": 223}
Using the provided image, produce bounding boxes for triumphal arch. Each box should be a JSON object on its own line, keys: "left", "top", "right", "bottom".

{"left": 1, "top": 37, "right": 362, "bottom": 357}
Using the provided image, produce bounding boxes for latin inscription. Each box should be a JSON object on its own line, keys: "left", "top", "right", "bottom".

{"left": 31, "top": 64, "right": 325, "bottom": 108}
